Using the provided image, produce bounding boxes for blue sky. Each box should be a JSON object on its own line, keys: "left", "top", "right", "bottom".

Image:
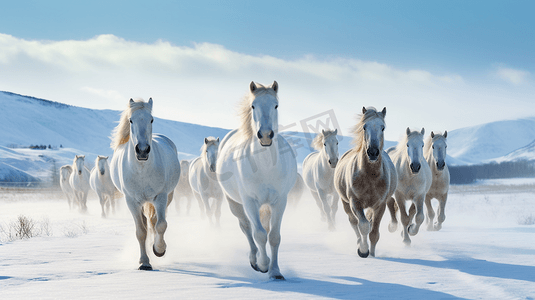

{"left": 1, "top": 1, "right": 534, "bottom": 140}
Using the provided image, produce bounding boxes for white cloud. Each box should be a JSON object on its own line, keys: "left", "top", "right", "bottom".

{"left": 0, "top": 33, "right": 533, "bottom": 141}
{"left": 494, "top": 67, "right": 530, "bottom": 85}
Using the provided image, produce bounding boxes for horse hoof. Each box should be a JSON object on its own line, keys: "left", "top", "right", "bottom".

{"left": 153, "top": 246, "right": 166, "bottom": 257}
{"left": 434, "top": 223, "right": 442, "bottom": 231}
{"left": 357, "top": 249, "right": 369, "bottom": 258}
{"left": 139, "top": 265, "right": 153, "bottom": 271}
{"left": 388, "top": 222, "right": 397, "bottom": 233}
{"left": 408, "top": 224, "right": 419, "bottom": 236}
{"left": 251, "top": 262, "right": 267, "bottom": 273}
{"left": 271, "top": 275, "right": 285, "bottom": 281}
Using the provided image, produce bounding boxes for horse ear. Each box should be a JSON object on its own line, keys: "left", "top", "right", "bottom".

{"left": 444, "top": 130, "right": 447, "bottom": 138}
{"left": 105, "top": 156, "right": 109, "bottom": 159}
{"left": 381, "top": 107, "right": 387, "bottom": 117}
{"left": 431, "top": 131, "right": 435, "bottom": 138}
{"left": 362, "top": 107, "right": 367, "bottom": 114}
{"left": 271, "top": 81, "right": 278, "bottom": 93}
{"left": 406, "top": 127, "right": 411, "bottom": 135}
{"left": 204, "top": 137, "right": 209, "bottom": 144}
{"left": 421, "top": 128, "right": 425, "bottom": 135}
{"left": 216, "top": 137, "right": 220, "bottom": 143}
{"left": 250, "top": 81, "right": 257, "bottom": 93}
{"left": 322, "top": 129, "right": 325, "bottom": 135}
{"left": 148, "top": 98, "right": 153, "bottom": 110}
{"left": 334, "top": 128, "right": 338, "bottom": 135}
{"left": 129, "top": 98, "right": 134, "bottom": 106}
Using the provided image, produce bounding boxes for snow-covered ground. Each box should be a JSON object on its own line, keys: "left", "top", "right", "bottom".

{"left": 1, "top": 179, "right": 534, "bottom": 299}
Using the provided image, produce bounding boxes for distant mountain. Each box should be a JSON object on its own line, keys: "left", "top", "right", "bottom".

{"left": 446, "top": 117, "right": 535, "bottom": 165}
{"left": 491, "top": 139, "right": 535, "bottom": 163}
{"left": 1, "top": 91, "right": 535, "bottom": 182}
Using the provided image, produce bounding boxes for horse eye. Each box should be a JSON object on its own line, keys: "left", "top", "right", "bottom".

{"left": 252, "top": 105, "right": 255, "bottom": 109}
{"left": 129, "top": 119, "right": 133, "bottom": 124}
{"left": 151, "top": 118, "right": 154, "bottom": 124}
{"left": 406, "top": 144, "right": 409, "bottom": 148}
{"left": 275, "top": 105, "right": 278, "bottom": 109}
{"left": 324, "top": 143, "right": 326, "bottom": 146}
{"left": 381, "top": 126, "right": 385, "bottom": 132}
{"left": 432, "top": 146, "right": 435, "bottom": 149}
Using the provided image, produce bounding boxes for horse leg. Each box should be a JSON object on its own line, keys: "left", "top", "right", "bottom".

{"left": 387, "top": 197, "right": 398, "bottom": 232}
{"left": 435, "top": 194, "right": 448, "bottom": 231}
{"left": 311, "top": 191, "right": 327, "bottom": 221}
{"left": 227, "top": 197, "right": 259, "bottom": 272}
{"left": 425, "top": 195, "right": 436, "bottom": 231}
{"left": 408, "top": 196, "right": 425, "bottom": 236}
{"left": 98, "top": 192, "right": 107, "bottom": 218}
{"left": 242, "top": 198, "right": 270, "bottom": 273}
{"left": 349, "top": 199, "right": 371, "bottom": 258}
{"left": 369, "top": 202, "right": 386, "bottom": 257}
{"left": 317, "top": 187, "right": 334, "bottom": 231}
{"left": 342, "top": 199, "right": 361, "bottom": 248}
{"left": 80, "top": 192, "right": 88, "bottom": 213}
{"left": 186, "top": 194, "right": 192, "bottom": 215}
{"left": 193, "top": 191, "right": 206, "bottom": 219}
{"left": 330, "top": 192, "right": 340, "bottom": 230}
{"left": 267, "top": 197, "right": 287, "bottom": 280}
{"left": 214, "top": 197, "right": 223, "bottom": 227}
{"left": 152, "top": 193, "right": 169, "bottom": 257}
{"left": 126, "top": 199, "right": 151, "bottom": 270}
{"left": 396, "top": 197, "right": 412, "bottom": 245}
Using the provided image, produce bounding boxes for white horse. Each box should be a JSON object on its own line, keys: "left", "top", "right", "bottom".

{"left": 189, "top": 137, "right": 224, "bottom": 226}
{"left": 69, "top": 155, "right": 91, "bottom": 213}
{"left": 90, "top": 156, "right": 120, "bottom": 218}
{"left": 334, "top": 107, "right": 397, "bottom": 257}
{"left": 424, "top": 131, "right": 450, "bottom": 231}
{"left": 302, "top": 129, "right": 340, "bottom": 230}
{"left": 59, "top": 165, "right": 75, "bottom": 209}
{"left": 110, "top": 98, "right": 180, "bottom": 270}
{"left": 287, "top": 172, "right": 305, "bottom": 208}
{"left": 386, "top": 128, "right": 432, "bottom": 245}
{"left": 216, "top": 81, "right": 297, "bottom": 280}
{"left": 174, "top": 160, "right": 195, "bottom": 215}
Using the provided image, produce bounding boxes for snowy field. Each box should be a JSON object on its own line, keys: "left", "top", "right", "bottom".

{"left": 1, "top": 178, "right": 534, "bottom": 300}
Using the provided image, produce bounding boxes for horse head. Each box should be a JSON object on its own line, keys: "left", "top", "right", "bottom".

{"left": 362, "top": 107, "right": 386, "bottom": 162}
{"left": 204, "top": 137, "right": 220, "bottom": 172}
{"left": 406, "top": 127, "right": 425, "bottom": 174}
{"left": 322, "top": 129, "right": 339, "bottom": 168}
{"left": 97, "top": 156, "right": 109, "bottom": 175}
{"left": 129, "top": 98, "right": 153, "bottom": 161}
{"left": 250, "top": 81, "right": 279, "bottom": 147}
{"left": 430, "top": 131, "right": 448, "bottom": 171}
{"left": 74, "top": 155, "right": 85, "bottom": 175}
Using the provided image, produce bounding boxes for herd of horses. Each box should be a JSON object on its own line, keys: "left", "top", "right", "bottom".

{"left": 58, "top": 81, "right": 450, "bottom": 280}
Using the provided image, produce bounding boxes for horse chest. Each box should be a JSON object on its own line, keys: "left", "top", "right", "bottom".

{"left": 351, "top": 171, "right": 388, "bottom": 206}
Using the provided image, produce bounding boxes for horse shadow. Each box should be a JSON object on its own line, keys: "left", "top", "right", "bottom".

{"left": 161, "top": 262, "right": 465, "bottom": 299}
{"left": 380, "top": 256, "right": 535, "bottom": 283}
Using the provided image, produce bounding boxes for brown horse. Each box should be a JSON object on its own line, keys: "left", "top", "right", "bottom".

{"left": 334, "top": 107, "right": 397, "bottom": 257}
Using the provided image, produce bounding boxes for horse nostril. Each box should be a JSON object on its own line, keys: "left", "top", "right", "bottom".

{"left": 135, "top": 144, "right": 140, "bottom": 154}
{"left": 146, "top": 145, "right": 150, "bottom": 154}
{"left": 328, "top": 160, "right": 331, "bottom": 164}
{"left": 268, "top": 131, "right": 274, "bottom": 139}
{"left": 257, "top": 131, "right": 263, "bottom": 139}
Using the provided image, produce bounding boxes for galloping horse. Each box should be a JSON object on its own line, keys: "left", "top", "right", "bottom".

{"left": 59, "top": 165, "right": 75, "bottom": 209}
{"left": 189, "top": 137, "right": 224, "bottom": 226}
{"left": 334, "top": 107, "right": 397, "bottom": 257}
{"left": 303, "top": 129, "right": 340, "bottom": 230}
{"left": 90, "top": 156, "right": 120, "bottom": 218}
{"left": 110, "top": 98, "right": 180, "bottom": 270}
{"left": 217, "top": 81, "right": 297, "bottom": 280}
{"left": 386, "top": 128, "right": 432, "bottom": 245}
{"left": 424, "top": 131, "right": 450, "bottom": 231}
{"left": 69, "top": 155, "right": 91, "bottom": 212}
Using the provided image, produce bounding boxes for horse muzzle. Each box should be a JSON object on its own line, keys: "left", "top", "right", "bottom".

{"left": 78, "top": 170, "right": 82, "bottom": 175}
{"left": 209, "top": 164, "right": 216, "bottom": 172}
{"left": 410, "top": 162, "right": 421, "bottom": 174}
{"left": 366, "top": 147, "right": 380, "bottom": 162}
{"left": 100, "top": 170, "right": 105, "bottom": 176}
{"left": 135, "top": 144, "right": 150, "bottom": 161}
{"left": 328, "top": 158, "right": 338, "bottom": 168}
{"left": 436, "top": 161, "right": 446, "bottom": 171}
{"left": 257, "top": 130, "right": 274, "bottom": 147}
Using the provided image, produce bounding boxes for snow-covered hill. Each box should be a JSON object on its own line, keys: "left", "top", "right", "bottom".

{"left": 491, "top": 139, "right": 535, "bottom": 163}
{"left": 1, "top": 91, "right": 535, "bottom": 181}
